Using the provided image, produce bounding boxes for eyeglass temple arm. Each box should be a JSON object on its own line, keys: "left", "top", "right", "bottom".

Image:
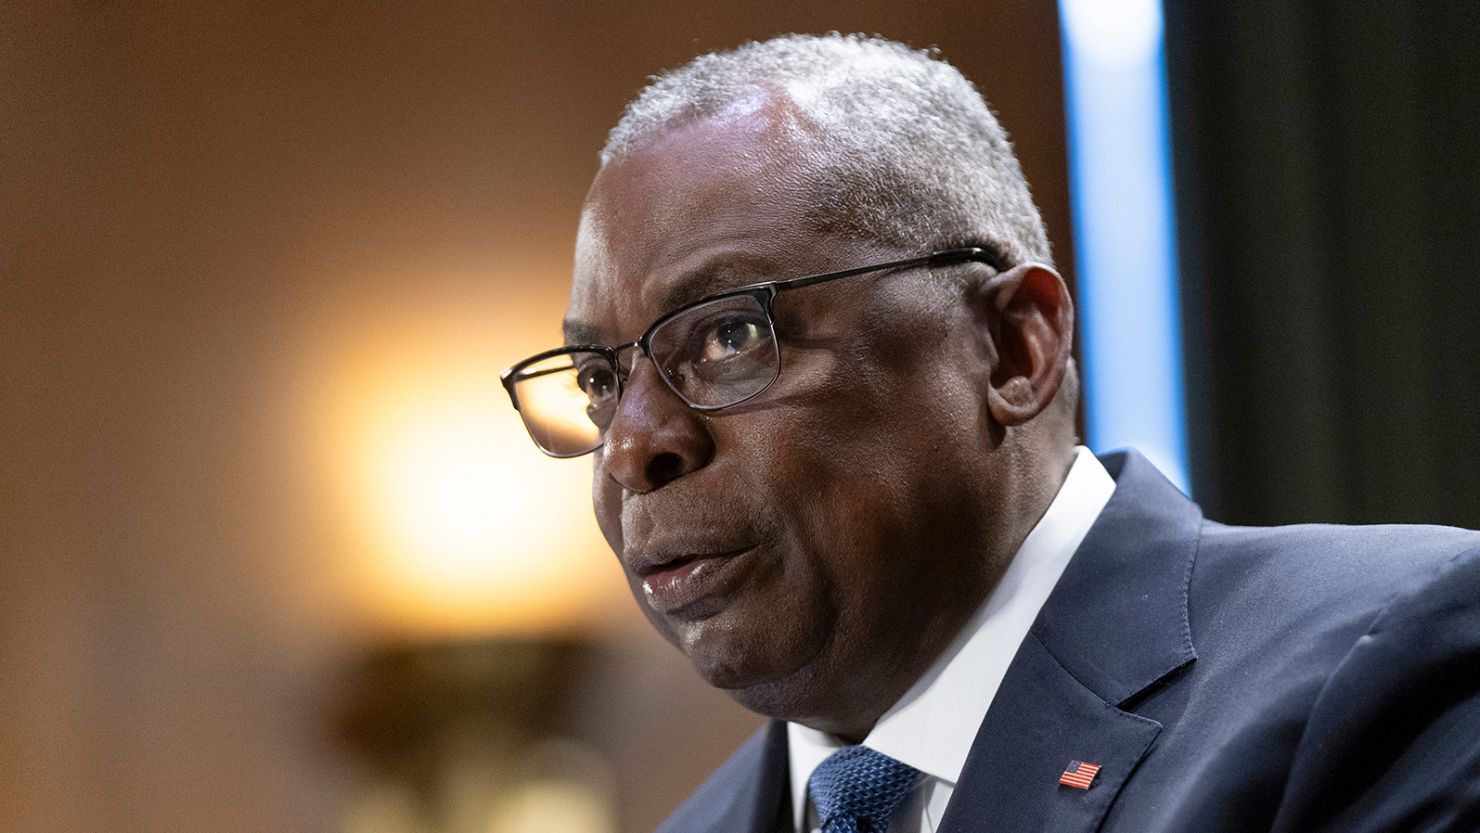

{"left": 775, "top": 246, "right": 1007, "bottom": 292}
{"left": 507, "top": 364, "right": 573, "bottom": 382}
{"left": 929, "top": 246, "right": 1009, "bottom": 270}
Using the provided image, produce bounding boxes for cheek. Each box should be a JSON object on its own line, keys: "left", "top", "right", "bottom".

{"left": 736, "top": 419, "right": 894, "bottom": 587}
{"left": 591, "top": 453, "right": 624, "bottom": 553}
{"left": 791, "top": 457, "right": 916, "bottom": 598}
{"left": 756, "top": 381, "right": 979, "bottom": 584}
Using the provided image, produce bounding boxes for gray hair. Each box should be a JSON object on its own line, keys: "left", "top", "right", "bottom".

{"left": 601, "top": 33, "right": 1053, "bottom": 269}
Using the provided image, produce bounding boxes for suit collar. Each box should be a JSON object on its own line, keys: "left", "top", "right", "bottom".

{"left": 727, "top": 720, "right": 790, "bottom": 833}
{"left": 1031, "top": 448, "right": 1201, "bottom": 706}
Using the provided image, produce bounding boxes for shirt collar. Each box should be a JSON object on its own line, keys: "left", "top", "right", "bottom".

{"left": 787, "top": 446, "right": 1116, "bottom": 830}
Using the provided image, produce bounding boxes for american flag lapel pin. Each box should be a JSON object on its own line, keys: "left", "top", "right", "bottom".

{"left": 1059, "top": 760, "right": 1102, "bottom": 790}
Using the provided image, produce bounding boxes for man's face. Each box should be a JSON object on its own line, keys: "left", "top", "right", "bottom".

{"left": 565, "top": 100, "right": 1008, "bottom": 735}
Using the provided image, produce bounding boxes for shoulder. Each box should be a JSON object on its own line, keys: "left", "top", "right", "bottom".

{"left": 1196, "top": 517, "right": 1480, "bottom": 582}
{"left": 1186, "top": 522, "right": 1480, "bottom": 830}
{"left": 1189, "top": 520, "right": 1480, "bottom": 646}
{"left": 1261, "top": 532, "right": 1480, "bottom": 831}
{"left": 1181, "top": 520, "right": 1480, "bottom": 716}
{"left": 1113, "top": 520, "right": 1480, "bottom": 830}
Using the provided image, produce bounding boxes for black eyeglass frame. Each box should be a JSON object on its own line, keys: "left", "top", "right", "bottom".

{"left": 501, "top": 246, "right": 1008, "bottom": 457}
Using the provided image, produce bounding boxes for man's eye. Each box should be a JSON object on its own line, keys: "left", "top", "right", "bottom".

{"left": 698, "top": 318, "right": 764, "bottom": 363}
{"left": 577, "top": 365, "right": 617, "bottom": 399}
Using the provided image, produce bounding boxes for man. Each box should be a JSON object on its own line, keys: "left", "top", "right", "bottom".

{"left": 502, "top": 34, "right": 1480, "bottom": 833}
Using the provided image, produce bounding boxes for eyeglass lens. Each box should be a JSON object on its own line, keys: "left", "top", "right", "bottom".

{"left": 509, "top": 350, "right": 613, "bottom": 456}
{"left": 510, "top": 293, "right": 780, "bottom": 456}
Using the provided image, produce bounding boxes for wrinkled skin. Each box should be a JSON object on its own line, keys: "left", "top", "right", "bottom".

{"left": 563, "top": 94, "right": 1073, "bottom": 741}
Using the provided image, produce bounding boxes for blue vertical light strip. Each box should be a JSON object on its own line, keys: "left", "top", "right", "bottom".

{"left": 1058, "top": 0, "right": 1190, "bottom": 492}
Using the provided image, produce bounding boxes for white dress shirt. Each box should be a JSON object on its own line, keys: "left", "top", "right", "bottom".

{"left": 787, "top": 446, "right": 1116, "bottom": 833}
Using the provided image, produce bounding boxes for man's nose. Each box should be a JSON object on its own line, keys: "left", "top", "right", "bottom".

{"left": 601, "top": 357, "right": 714, "bottom": 493}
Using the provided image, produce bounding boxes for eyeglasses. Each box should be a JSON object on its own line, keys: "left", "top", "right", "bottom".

{"left": 501, "top": 247, "right": 1006, "bottom": 457}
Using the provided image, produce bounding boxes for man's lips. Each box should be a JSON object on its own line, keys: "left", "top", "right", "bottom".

{"left": 628, "top": 545, "right": 757, "bottom": 615}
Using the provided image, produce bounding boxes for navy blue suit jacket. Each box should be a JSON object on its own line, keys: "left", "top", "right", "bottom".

{"left": 656, "top": 450, "right": 1480, "bottom": 832}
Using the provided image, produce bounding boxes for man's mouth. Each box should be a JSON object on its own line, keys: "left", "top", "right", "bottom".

{"left": 630, "top": 545, "right": 757, "bottom": 616}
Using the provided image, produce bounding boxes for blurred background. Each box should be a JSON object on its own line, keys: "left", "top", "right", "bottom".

{"left": 3, "top": 2, "right": 1475, "bottom": 832}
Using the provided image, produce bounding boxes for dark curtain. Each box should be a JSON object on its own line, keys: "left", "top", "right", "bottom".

{"left": 1165, "top": 1, "right": 1480, "bottom": 527}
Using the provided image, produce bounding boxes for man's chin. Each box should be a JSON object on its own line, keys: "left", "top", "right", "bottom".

{"left": 680, "top": 633, "right": 795, "bottom": 691}
{"left": 675, "top": 622, "right": 830, "bottom": 719}
{"left": 714, "top": 650, "right": 890, "bottom": 743}
{"left": 717, "top": 666, "right": 839, "bottom": 727}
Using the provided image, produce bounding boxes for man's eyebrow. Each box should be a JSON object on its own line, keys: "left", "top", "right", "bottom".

{"left": 562, "top": 319, "right": 604, "bottom": 346}
{"left": 562, "top": 255, "right": 781, "bottom": 347}
{"left": 655, "top": 255, "right": 779, "bottom": 315}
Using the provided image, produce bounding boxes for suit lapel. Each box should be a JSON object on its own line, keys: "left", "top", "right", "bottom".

{"left": 937, "top": 633, "right": 1163, "bottom": 832}
{"left": 940, "top": 450, "right": 1202, "bottom": 833}
{"left": 705, "top": 720, "right": 791, "bottom": 833}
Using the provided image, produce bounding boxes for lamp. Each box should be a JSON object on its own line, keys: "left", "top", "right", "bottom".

{"left": 312, "top": 293, "right": 621, "bottom": 832}
{"left": 335, "top": 638, "right": 612, "bottom": 833}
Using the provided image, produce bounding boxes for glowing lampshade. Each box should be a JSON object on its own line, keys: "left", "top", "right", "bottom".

{"left": 312, "top": 291, "right": 621, "bottom": 639}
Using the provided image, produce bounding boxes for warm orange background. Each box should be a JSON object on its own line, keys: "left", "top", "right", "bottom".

{"left": 2, "top": 3, "right": 1068, "bottom": 831}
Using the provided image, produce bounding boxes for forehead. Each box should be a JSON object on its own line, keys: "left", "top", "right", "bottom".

{"left": 565, "top": 98, "right": 825, "bottom": 344}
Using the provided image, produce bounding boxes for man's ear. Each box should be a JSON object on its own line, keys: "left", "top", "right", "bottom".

{"left": 964, "top": 262, "right": 1074, "bottom": 427}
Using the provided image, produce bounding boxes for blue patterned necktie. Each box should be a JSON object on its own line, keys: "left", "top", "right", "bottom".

{"left": 808, "top": 745, "right": 922, "bottom": 833}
